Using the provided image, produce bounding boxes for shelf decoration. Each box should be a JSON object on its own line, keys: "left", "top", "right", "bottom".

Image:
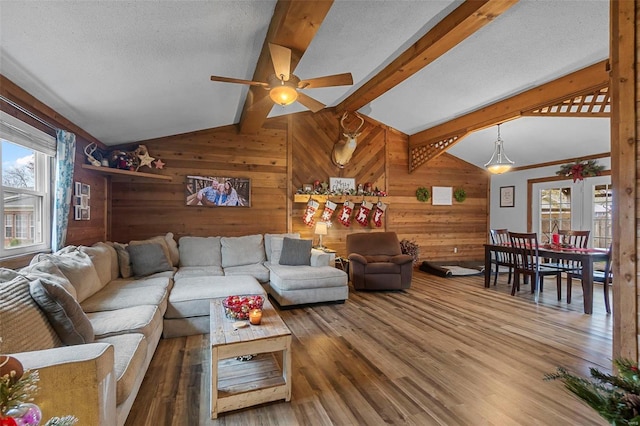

{"left": 556, "top": 159, "right": 604, "bottom": 182}
{"left": 399, "top": 239, "right": 420, "bottom": 265}
{"left": 371, "top": 201, "right": 387, "bottom": 228}
{"left": 453, "top": 188, "right": 467, "bottom": 203}
{"left": 297, "top": 180, "right": 387, "bottom": 197}
{"left": 302, "top": 199, "right": 319, "bottom": 227}
{"left": 416, "top": 187, "right": 430, "bottom": 202}
{"left": 338, "top": 201, "right": 354, "bottom": 227}
{"left": 83, "top": 143, "right": 165, "bottom": 173}
{"left": 355, "top": 200, "right": 373, "bottom": 227}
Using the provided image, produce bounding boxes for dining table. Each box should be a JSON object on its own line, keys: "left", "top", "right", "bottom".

{"left": 484, "top": 243, "right": 609, "bottom": 314}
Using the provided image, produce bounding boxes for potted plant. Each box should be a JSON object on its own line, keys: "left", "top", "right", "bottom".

{"left": 399, "top": 239, "right": 420, "bottom": 265}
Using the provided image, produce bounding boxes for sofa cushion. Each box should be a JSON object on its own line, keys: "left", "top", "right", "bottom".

{"left": 109, "top": 242, "right": 132, "bottom": 278}
{"left": 80, "top": 243, "right": 117, "bottom": 286}
{"left": 96, "top": 333, "right": 148, "bottom": 405}
{"left": 0, "top": 276, "right": 62, "bottom": 353}
{"left": 165, "top": 232, "right": 180, "bottom": 266}
{"left": 264, "top": 233, "right": 299, "bottom": 262}
{"left": 268, "top": 264, "right": 347, "bottom": 291}
{"left": 223, "top": 263, "right": 270, "bottom": 283}
{"left": 39, "top": 251, "right": 103, "bottom": 303}
{"left": 88, "top": 305, "right": 161, "bottom": 340}
{"left": 166, "top": 276, "right": 265, "bottom": 319}
{"left": 178, "top": 236, "right": 221, "bottom": 267}
{"left": 126, "top": 243, "right": 173, "bottom": 277}
{"left": 279, "top": 237, "right": 312, "bottom": 266}
{"left": 81, "top": 283, "right": 170, "bottom": 314}
{"left": 20, "top": 259, "right": 78, "bottom": 300}
{"left": 174, "top": 266, "right": 224, "bottom": 280}
{"left": 221, "top": 234, "right": 265, "bottom": 268}
{"left": 29, "top": 278, "right": 95, "bottom": 345}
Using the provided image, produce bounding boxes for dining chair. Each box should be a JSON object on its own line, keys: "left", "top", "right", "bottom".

{"left": 541, "top": 230, "right": 591, "bottom": 272}
{"left": 567, "top": 245, "right": 612, "bottom": 314}
{"left": 508, "top": 232, "right": 563, "bottom": 299}
{"left": 489, "top": 229, "right": 513, "bottom": 286}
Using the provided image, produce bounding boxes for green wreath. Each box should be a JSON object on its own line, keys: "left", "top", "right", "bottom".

{"left": 454, "top": 188, "right": 467, "bottom": 203}
{"left": 416, "top": 187, "right": 430, "bottom": 202}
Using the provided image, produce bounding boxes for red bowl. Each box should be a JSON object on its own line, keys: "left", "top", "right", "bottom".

{"left": 223, "top": 295, "right": 264, "bottom": 320}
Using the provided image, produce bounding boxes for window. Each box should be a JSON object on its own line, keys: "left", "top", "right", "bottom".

{"left": 539, "top": 187, "right": 572, "bottom": 244}
{"left": 593, "top": 183, "right": 613, "bottom": 249}
{"left": 0, "top": 111, "right": 54, "bottom": 257}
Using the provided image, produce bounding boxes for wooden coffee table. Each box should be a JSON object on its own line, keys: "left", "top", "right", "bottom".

{"left": 209, "top": 297, "right": 291, "bottom": 419}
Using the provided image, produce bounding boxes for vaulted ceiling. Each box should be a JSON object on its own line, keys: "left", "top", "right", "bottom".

{"left": 0, "top": 0, "right": 610, "bottom": 170}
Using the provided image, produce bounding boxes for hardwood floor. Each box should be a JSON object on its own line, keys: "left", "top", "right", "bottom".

{"left": 126, "top": 271, "right": 611, "bottom": 425}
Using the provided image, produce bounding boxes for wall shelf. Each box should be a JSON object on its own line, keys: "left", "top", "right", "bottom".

{"left": 293, "top": 194, "right": 388, "bottom": 204}
{"left": 81, "top": 164, "right": 172, "bottom": 181}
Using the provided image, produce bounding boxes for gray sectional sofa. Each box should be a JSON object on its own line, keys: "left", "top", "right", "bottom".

{"left": 0, "top": 232, "right": 348, "bottom": 426}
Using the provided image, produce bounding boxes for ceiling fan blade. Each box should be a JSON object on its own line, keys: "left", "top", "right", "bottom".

{"left": 298, "top": 73, "right": 353, "bottom": 89}
{"left": 297, "top": 92, "right": 325, "bottom": 113}
{"left": 268, "top": 43, "right": 291, "bottom": 81}
{"left": 210, "top": 76, "right": 268, "bottom": 87}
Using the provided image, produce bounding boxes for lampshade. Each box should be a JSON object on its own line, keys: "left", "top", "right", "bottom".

{"left": 314, "top": 222, "right": 328, "bottom": 235}
{"left": 484, "top": 124, "right": 514, "bottom": 174}
{"left": 269, "top": 81, "right": 298, "bottom": 106}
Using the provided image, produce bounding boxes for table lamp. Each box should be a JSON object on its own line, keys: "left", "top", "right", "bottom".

{"left": 314, "top": 222, "right": 328, "bottom": 250}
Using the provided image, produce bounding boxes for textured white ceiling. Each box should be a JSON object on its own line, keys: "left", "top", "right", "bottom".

{"left": 0, "top": 0, "right": 610, "bottom": 168}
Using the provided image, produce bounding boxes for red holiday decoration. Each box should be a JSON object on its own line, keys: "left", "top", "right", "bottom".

{"left": 302, "top": 199, "right": 319, "bottom": 227}
{"left": 338, "top": 201, "right": 353, "bottom": 227}
{"left": 355, "top": 200, "right": 373, "bottom": 227}
{"left": 371, "top": 201, "right": 387, "bottom": 228}
{"left": 320, "top": 200, "right": 337, "bottom": 222}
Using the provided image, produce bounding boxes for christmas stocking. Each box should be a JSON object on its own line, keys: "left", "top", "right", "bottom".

{"left": 371, "top": 201, "right": 387, "bottom": 228}
{"left": 338, "top": 201, "right": 353, "bottom": 227}
{"left": 302, "top": 199, "right": 319, "bottom": 227}
{"left": 321, "top": 200, "right": 337, "bottom": 223}
{"left": 355, "top": 200, "right": 373, "bottom": 227}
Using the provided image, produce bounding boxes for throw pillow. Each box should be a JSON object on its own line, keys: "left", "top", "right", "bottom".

{"left": 0, "top": 276, "right": 62, "bottom": 353}
{"left": 279, "top": 237, "right": 312, "bottom": 266}
{"left": 126, "top": 243, "right": 173, "bottom": 277}
{"left": 20, "top": 259, "right": 78, "bottom": 300}
{"left": 129, "top": 236, "right": 172, "bottom": 266}
{"left": 80, "top": 243, "right": 115, "bottom": 287}
{"left": 165, "top": 232, "right": 180, "bottom": 266}
{"left": 109, "top": 242, "right": 132, "bottom": 278}
{"left": 43, "top": 251, "right": 103, "bottom": 303}
{"left": 29, "top": 278, "right": 95, "bottom": 346}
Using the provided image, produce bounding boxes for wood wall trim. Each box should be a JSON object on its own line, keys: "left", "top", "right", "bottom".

{"left": 511, "top": 152, "right": 610, "bottom": 172}
{"left": 335, "top": 0, "right": 518, "bottom": 114}
{"left": 238, "top": 0, "right": 334, "bottom": 134}
{"left": 408, "top": 61, "right": 610, "bottom": 171}
{"left": 610, "top": 0, "right": 638, "bottom": 361}
{"left": 287, "top": 114, "right": 293, "bottom": 232}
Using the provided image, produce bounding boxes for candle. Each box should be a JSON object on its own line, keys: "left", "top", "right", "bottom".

{"left": 249, "top": 309, "right": 262, "bottom": 325}
{"left": 552, "top": 233, "right": 560, "bottom": 245}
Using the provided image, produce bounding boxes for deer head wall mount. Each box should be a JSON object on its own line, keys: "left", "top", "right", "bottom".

{"left": 331, "top": 111, "right": 365, "bottom": 168}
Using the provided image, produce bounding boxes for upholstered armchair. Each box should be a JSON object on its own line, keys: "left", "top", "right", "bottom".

{"left": 346, "top": 232, "right": 413, "bottom": 290}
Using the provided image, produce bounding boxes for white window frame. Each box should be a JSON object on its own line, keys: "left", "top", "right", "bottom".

{"left": 0, "top": 111, "right": 53, "bottom": 257}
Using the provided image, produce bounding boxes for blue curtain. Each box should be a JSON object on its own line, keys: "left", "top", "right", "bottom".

{"left": 52, "top": 129, "right": 76, "bottom": 252}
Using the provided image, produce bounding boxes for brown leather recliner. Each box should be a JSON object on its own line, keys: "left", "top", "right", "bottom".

{"left": 346, "top": 232, "right": 413, "bottom": 290}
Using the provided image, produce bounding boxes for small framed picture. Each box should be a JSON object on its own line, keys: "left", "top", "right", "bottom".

{"left": 74, "top": 206, "right": 83, "bottom": 220}
{"left": 500, "top": 186, "right": 515, "bottom": 208}
{"left": 74, "top": 195, "right": 83, "bottom": 206}
{"left": 81, "top": 184, "right": 90, "bottom": 197}
{"left": 432, "top": 186, "right": 453, "bottom": 206}
{"left": 81, "top": 207, "right": 90, "bottom": 220}
{"left": 75, "top": 182, "right": 82, "bottom": 196}
{"left": 303, "top": 184, "right": 313, "bottom": 192}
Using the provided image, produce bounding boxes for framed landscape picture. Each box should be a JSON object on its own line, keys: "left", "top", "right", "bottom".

{"left": 186, "top": 176, "right": 251, "bottom": 207}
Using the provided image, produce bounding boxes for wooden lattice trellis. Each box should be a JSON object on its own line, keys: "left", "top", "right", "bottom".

{"left": 523, "top": 85, "right": 610, "bottom": 117}
{"left": 409, "top": 134, "right": 462, "bottom": 173}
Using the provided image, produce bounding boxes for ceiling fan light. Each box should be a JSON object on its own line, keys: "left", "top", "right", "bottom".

{"left": 484, "top": 125, "right": 514, "bottom": 174}
{"left": 269, "top": 79, "right": 298, "bottom": 106}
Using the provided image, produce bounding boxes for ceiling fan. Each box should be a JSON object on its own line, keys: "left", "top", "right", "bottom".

{"left": 210, "top": 43, "right": 353, "bottom": 113}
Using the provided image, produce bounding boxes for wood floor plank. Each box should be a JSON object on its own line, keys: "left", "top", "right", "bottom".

{"left": 126, "top": 271, "right": 611, "bottom": 425}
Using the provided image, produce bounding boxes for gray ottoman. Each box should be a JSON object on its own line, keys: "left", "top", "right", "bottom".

{"left": 163, "top": 275, "right": 265, "bottom": 338}
{"left": 266, "top": 265, "right": 348, "bottom": 307}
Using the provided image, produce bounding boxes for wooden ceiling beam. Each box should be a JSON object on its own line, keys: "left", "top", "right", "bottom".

{"left": 238, "top": 0, "right": 334, "bottom": 134}
{"left": 407, "top": 60, "right": 609, "bottom": 172}
{"left": 335, "top": 0, "right": 519, "bottom": 115}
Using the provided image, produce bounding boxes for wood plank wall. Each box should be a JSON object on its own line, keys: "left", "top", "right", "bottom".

{"left": 112, "top": 109, "right": 488, "bottom": 262}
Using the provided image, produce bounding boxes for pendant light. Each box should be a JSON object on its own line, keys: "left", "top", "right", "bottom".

{"left": 484, "top": 124, "right": 514, "bottom": 174}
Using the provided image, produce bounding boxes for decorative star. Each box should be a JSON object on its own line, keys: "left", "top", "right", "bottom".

{"left": 137, "top": 152, "right": 155, "bottom": 169}
{"left": 154, "top": 159, "right": 165, "bottom": 169}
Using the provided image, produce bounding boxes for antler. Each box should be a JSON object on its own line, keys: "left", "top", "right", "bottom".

{"left": 340, "top": 112, "right": 365, "bottom": 137}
